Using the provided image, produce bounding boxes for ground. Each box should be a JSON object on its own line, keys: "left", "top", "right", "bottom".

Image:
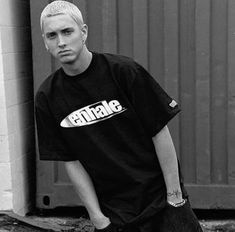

{"left": 0, "top": 213, "right": 93, "bottom": 232}
{"left": 0, "top": 210, "right": 235, "bottom": 232}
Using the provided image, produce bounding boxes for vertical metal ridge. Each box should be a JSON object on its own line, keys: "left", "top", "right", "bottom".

{"left": 179, "top": 0, "right": 197, "bottom": 183}
{"left": 117, "top": 0, "right": 133, "bottom": 57}
{"left": 195, "top": 0, "right": 211, "bottom": 185}
{"left": 210, "top": 0, "right": 228, "bottom": 184}
{"left": 227, "top": 0, "right": 235, "bottom": 185}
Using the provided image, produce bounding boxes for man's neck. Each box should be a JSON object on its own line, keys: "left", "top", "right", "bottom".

{"left": 61, "top": 46, "right": 92, "bottom": 76}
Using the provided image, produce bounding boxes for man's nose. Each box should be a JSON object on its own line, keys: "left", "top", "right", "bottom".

{"left": 58, "top": 35, "right": 66, "bottom": 47}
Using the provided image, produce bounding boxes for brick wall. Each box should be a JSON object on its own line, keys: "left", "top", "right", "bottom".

{"left": 0, "top": 0, "right": 35, "bottom": 215}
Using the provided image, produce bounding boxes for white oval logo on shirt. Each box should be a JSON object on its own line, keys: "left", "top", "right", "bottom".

{"left": 60, "top": 100, "right": 126, "bottom": 128}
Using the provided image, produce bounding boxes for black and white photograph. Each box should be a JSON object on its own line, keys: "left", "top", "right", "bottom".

{"left": 0, "top": 0, "right": 234, "bottom": 231}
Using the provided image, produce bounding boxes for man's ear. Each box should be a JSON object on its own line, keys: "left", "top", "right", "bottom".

{"left": 45, "top": 43, "right": 49, "bottom": 51}
{"left": 42, "top": 34, "right": 49, "bottom": 51}
{"left": 81, "top": 24, "right": 88, "bottom": 41}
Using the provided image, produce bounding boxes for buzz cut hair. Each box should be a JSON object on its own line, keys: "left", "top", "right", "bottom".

{"left": 40, "top": 0, "right": 84, "bottom": 32}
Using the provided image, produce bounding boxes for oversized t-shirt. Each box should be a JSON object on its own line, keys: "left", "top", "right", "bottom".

{"left": 35, "top": 52, "right": 186, "bottom": 226}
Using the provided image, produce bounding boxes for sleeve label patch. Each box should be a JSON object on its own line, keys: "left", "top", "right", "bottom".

{"left": 169, "top": 100, "right": 178, "bottom": 108}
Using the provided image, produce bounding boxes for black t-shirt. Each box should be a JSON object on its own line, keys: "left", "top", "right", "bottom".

{"left": 35, "top": 52, "right": 185, "bottom": 226}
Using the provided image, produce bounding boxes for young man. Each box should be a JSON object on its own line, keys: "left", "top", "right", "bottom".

{"left": 35, "top": 1, "right": 203, "bottom": 231}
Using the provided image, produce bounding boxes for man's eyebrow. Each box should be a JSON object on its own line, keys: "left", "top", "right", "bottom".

{"left": 45, "top": 31, "right": 56, "bottom": 36}
{"left": 45, "top": 27, "right": 74, "bottom": 36}
{"left": 61, "top": 27, "right": 74, "bottom": 31}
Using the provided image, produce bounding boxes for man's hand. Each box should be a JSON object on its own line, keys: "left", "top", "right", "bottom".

{"left": 166, "top": 189, "right": 184, "bottom": 204}
{"left": 91, "top": 215, "right": 111, "bottom": 230}
{"left": 64, "top": 161, "right": 110, "bottom": 229}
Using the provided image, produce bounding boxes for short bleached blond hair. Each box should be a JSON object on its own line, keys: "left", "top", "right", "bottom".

{"left": 40, "top": 0, "right": 84, "bottom": 32}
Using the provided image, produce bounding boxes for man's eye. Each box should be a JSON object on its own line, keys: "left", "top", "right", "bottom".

{"left": 63, "top": 30, "right": 73, "bottom": 35}
{"left": 46, "top": 33, "right": 56, "bottom": 39}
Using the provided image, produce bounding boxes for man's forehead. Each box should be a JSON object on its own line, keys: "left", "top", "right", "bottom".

{"left": 43, "top": 13, "right": 78, "bottom": 32}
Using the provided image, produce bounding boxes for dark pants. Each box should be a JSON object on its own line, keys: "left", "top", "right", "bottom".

{"left": 95, "top": 200, "right": 203, "bottom": 232}
{"left": 139, "top": 200, "right": 203, "bottom": 232}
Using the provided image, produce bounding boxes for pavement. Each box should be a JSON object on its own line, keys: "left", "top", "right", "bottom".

{"left": 200, "top": 220, "right": 235, "bottom": 232}
{"left": 0, "top": 213, "right": 93, "bottom": 232}
{"left": 0, "top": 209, "right": 235, "bottom": 232}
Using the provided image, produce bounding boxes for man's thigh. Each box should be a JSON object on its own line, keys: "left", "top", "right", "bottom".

{"left": 157, "top": 200, "right": 202, "bottom": 232}
{"left": 139, "top": 200, "right": 203, "bottom": 232}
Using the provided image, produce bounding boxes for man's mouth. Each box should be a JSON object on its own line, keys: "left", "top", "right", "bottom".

{"left": 58, "top": 50, "right": 71, "bottom": 55}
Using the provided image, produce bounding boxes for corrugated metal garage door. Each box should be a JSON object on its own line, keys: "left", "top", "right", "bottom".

{"left": 31, "top": 0, "right": 235, "bottom": 209}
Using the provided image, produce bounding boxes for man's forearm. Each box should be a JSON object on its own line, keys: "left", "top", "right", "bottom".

{"left": 152, "top": 126, "right": 183, "bottom": 203}
{"left": 65, "top": 160, "right": 110, "bottom": 229}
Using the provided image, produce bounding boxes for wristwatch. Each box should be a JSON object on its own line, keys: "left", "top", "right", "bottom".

{"left": 167, "top": 198, "right": 187, "bottom": 207}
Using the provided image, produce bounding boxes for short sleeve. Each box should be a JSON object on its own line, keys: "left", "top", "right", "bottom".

{"left": 129, "top": 64, "right": 180, "bottom": 136}
{"left": 35, "top": 92, "right": 77, "bottom": 161}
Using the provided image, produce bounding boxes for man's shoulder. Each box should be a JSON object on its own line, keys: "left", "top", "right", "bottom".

{"left": 37, "top": 69, "right": 61, "bottom": 95}
{"left": 101, "top": 52, "right": 139, "bottom": 71}
{"left": 35, "top": 68, "right": 62, "bottom": 105}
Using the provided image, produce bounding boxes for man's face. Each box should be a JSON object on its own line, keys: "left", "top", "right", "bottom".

{"left": 42, "top": 14, "right": 86, "bottom": 64}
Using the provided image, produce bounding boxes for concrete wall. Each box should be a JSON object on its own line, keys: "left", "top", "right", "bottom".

{"left": 0, "top": 0, "right": 35, "bottom": 215}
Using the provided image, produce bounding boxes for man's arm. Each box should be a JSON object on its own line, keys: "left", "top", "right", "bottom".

{"left": 65, "top": 160, "right": 110, "bottom": 229}
{"left": 152, "top": 126, "right": 184, "bottom": 204}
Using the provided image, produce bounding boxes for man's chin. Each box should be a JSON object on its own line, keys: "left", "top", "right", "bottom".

{"left": 59, "top": 56, "right": 75, "bottom": 64}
